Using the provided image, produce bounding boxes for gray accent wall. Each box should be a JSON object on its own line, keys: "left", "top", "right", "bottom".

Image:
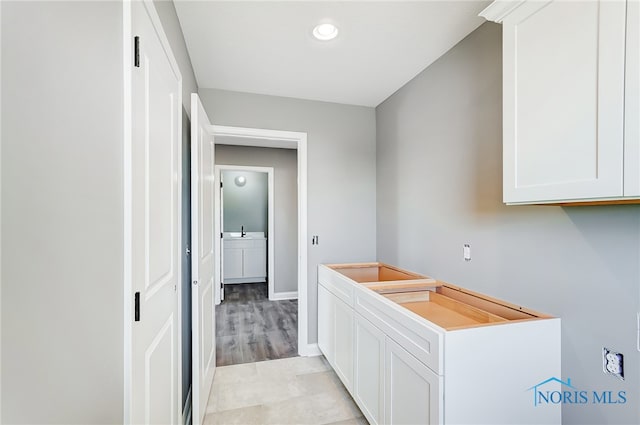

{"left": 216, "top": 145, "right": 298, "bottom": 293}
{"left": 1, "top": 1, "right": 124, "bottom": 422}
{"left": 201, "top": 89, "right": 377, "bottom": 342}
{"left": 376, "top": 22, "right": 640, "bottom": 425}
{"left": 222, "top": 170, "right": 268, "bottom": 234}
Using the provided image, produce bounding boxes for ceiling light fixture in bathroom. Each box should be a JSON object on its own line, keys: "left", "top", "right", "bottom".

{"left": 234, "top": 175, "right": 246, "bottom": 187}
{"left": 312, "top": 23, "right": 339, "bottom": 41}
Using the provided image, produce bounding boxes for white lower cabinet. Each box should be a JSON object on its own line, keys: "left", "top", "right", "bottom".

{"left": 333, "top": 298, "right": 354, "bottom": 391}
{"left": 242, "top": 246, "right": 266, "bottom": 278}
{"left": 318, "top": 263, "right": 561, "bottom": 425}
{"left": 354, "top": 313, "right": 385, "bottom": 425}
{"left": 317, "top": 285, "right": 334, "bottom": 363}
{"left": 318, "top": 284, "right": 354, "bottom": 392}
{"left": 385, "top": 337, "right": 441, "bottom": 425}
{"left": 352, "top": 314, "right": 443, "bottom": 425}
{"left": 223, "top": 238, "right": 266, "bottom": 283}
{"left": 223, "top": 247, "right": 243, "bottom": 279}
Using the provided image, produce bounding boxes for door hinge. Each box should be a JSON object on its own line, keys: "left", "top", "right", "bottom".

{"left": 221, "top": 232, "right": 223, "bottom": 238}
{"left": 134, "top": 36, "right": 140, "bottom": 67}
{"left": 134, "top": 292, "right": 140, "bottom": 321}
{"left": 220, "top": 181, "right": 223, "bottom": 188}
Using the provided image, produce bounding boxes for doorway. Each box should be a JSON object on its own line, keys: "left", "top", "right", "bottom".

{"left": 210, "top": 125, "right": 312, "bottom": 357}
{"left": 214, "top": 152, "right": 299, "bottom": 366}
{"left": 215, "top": 165, "right": 275, "bottom": 303}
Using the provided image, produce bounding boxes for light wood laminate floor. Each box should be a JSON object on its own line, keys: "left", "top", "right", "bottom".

{"left": 216, "top": 283, "right": 298, "bottom": 366}
{"left": 205, "top": 356, "right": 366, "bottom": 425}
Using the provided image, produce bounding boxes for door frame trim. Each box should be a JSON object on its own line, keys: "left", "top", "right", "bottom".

{"left": 215, "top": 165, "right": 275, "bottom": 301}
{"left": 209, "top": 125, "right": 312, "bottom": 356}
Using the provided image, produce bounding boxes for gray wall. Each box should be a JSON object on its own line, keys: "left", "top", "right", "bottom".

{"left": 216, "top": 145, "right": 298, "bottom": 293}
{"left": 376, "top": 22, "right": 640, "bottom": 425}
{"left": 1, "top": 1, "right": 124, "bottom": 422}
{"left": 1, "top": 1, "right": 199, "bottom": 422}
{"left": 222, "top": 170, "right": 268, "bottom": 234}
{"left": 201, "top": 89, "right": 377, "bottom": 342}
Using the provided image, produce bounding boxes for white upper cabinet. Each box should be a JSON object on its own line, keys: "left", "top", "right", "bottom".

{"left": 482, "top": 0, "right": 638, "bottom": 204}
{"left": 625, "top": 0, "right": 640, "bottom": 196}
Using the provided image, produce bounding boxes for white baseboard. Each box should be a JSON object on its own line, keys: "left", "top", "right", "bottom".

{"left": 299, "top": 343, "right": 322, "bottom": 357}
{"left": 183, "top": 386, "right": 192, "bottom": 425}
{"left": 270, "top": 291, "right": 298, "bottom": 301}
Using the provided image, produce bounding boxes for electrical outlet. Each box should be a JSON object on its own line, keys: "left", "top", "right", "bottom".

{"left": 463, "top": 244, "right": 471, "bottom": 262}
{"left": 603, "top": 347, "right": 624, "bottom": 380}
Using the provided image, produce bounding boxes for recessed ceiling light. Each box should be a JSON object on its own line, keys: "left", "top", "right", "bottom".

{"left": 313, "top": 23, "right": 339, "bottom": 41}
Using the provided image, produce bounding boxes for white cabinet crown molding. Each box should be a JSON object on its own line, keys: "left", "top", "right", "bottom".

{"left": 479, "top": 0, "right": 527, "bottom": 23}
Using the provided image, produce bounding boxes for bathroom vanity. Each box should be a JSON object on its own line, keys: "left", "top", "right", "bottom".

{"left": 318, "top": 262, "right": 561, "bottom": 425}
{"left": 223, "top": 232, "right": 267, "bottom": 283}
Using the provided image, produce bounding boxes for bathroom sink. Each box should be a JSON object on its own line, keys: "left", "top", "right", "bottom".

{"left": 223, "top": 232, "right": 266, "bottom": 239}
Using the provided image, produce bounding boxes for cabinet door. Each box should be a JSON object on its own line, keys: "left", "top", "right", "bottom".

{"left": 385, "top": 338, "right": 442, "bottom": 425}
{"left": 243, "top": 246, "right": 266, "bottom": 278}
{"left": 625, "top": 0, "right": 640, "bottom": 196}
{"left": 502, "top": 0, "right": 626, "bottom": 203}
{"left": 333, "top": 296, "right": 354, "bottom": 393}
{"left": 354, "top": 313, "right": 385, "bottom": 425}
{"left": 317, "top": 284, "right": 335, "bottom": 364}
{"left": 223, "top": 247, "right": 243, "bottom": 280}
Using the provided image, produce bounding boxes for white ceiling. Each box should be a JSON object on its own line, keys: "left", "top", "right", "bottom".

{"left": 174, "top": 1, "right": 491, "bottom": 107}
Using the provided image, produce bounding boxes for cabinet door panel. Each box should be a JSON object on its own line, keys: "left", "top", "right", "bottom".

{"left": 503, "top": 0, "right": 626, "bottom": 203}
{"left": 223, "top": 248, "right": 243, "bottom": 280}
{"left": 317, "top": 284, "right": 335, "bottom": 364}
{"left": 243, "top": 246, "right": 266, "bottom": 278}
{"left": 385, "top": 338, "right": 442, "bottom": 425}
{"left": 625, "top": 0, "right": 640, "bottom": 196}
{"left": 334, "top": 296, "right": 354, "bottom": 393}
{"left": 354, "top": 314, "right": 385, "bottom": 425}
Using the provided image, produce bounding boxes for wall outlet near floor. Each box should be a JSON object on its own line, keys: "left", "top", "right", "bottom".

{"left": 603, "top": 347, "right": 624, "bottom": 380}
{"left": 463, "top": 244, "right": 471, "bottom": 262}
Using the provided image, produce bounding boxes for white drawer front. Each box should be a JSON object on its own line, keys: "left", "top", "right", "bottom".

{"left": 355, "top": 288, "right": 443, "bottom": 375}
{"left": 318, "top": 265, "right": 355, "bottom": 307}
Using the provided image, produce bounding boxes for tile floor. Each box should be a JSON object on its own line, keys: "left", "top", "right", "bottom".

{"left": 205, "top": 356, "right": 367, "bottom": 425}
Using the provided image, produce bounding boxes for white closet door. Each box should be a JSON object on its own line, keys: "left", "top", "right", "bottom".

{"left": 191, "top": 93, "right": 216, "bottom": 425}
{"left": 131, "top": 1, "right": 182, "bottom": 423}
